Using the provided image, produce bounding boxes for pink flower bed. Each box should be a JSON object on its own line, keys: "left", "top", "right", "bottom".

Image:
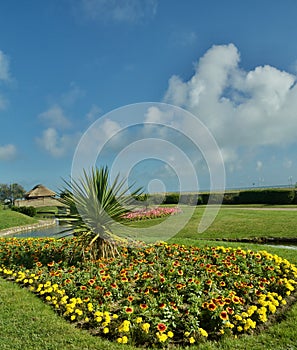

{"left": 121, "top": 207, "right": 182, "bottom": 221}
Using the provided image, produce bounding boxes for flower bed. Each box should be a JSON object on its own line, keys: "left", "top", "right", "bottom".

{"left": 0, "top": 237, "right": 297, "bottom": 348}
{"left": 121, "top": 206, "right": 181, "bottom": 221}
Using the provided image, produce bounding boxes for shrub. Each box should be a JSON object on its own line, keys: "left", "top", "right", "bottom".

{"left": 11, "top": 205, "right": 36, "bottom": 217}
{"left": 163, "top": 193, "right": 180, "bottom": 204}
{"left": 238, "top": 189, "right": 295, "bottom": 204}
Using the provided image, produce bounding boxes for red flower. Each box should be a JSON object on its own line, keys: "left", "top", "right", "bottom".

{"left": 47, "top": 261, "right": 55, "bottom": 267}
{"left": 157, "top": 323, "right": 167, "bottom": 333}
{"left": 140, "top": 303, "right": 148, "bottom": 310}
{"left": 88, "top": 279, "right": 95, "bottom": 285}
{"left": 127, "top": 296, "right": 134, "bottom": 302}
{"left": 80, "top": 285, "right": 87, "bottom": 290}
{"left": 159, "top": 303, "right": 166, "bottom": 309}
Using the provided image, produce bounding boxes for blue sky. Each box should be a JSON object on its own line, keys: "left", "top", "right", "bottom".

{"left": 1, "top": 0, "right": 297, "bottom": 194}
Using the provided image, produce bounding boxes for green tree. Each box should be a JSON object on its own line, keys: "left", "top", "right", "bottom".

{"left": 59, "top": 166, "right": 142, "bottom": 260}
{"left": 0, "top": 183, "right": 26, "bottom": 204}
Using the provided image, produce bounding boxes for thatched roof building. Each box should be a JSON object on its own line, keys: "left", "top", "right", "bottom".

{"left": 24, "top": 184, "right": 56, "bottom": 200}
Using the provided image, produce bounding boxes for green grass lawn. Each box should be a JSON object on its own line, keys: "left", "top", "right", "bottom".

{"left": 0, "top": 208, "right": 37, "bottom": 230}
{"left": 1, "top": 205, "right": 297, "bottom": 349}
{"left": 124, "top": 205, "right": 297, "bottom": 241}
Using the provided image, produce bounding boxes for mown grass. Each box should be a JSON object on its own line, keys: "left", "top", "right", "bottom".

{"left": 1, "top": 206, "right": 297, "bottom": 349}
{"left": 0, "top": 208, "right": 37, "bottom": 230}
{"left": 126, "top": 206, "right": 297, "bottom": 241}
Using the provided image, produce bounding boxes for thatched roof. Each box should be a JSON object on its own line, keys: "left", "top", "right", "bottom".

{"left": 25, "top": 184, "right": 56, "bottom": 199}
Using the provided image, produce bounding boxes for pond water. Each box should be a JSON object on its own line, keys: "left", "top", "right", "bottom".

{"left": 9, "top": 224, "right": 70, "bottom": 238}
{"left": 264, "top": 243, "right": 297, "bottom": 250}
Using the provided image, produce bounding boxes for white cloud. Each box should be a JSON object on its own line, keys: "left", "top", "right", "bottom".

{"left": 38, "top": 105, "right": 72, "bottom": 129}
{"left": 283, "top": 159, "right": 293, "bottom": 169}
{"left": 0, "top": 50, "right": 10, "bottom": 81}
{"left": 80, "top": 0, "right": 157, "bottom": 23}
{"left": 163, "top": 43, "right": 297, "bottom": 164}
{"left": 256, "top": 161, "right": 263, "bottom": 171}
{"left": 171, "top": 30, "right": 197, "bottom": 47}
{"left": 0, "top": 95, "right": 8, "bottom": 110}
{"left": 61, "top": 82, "right": 85, "bottom": 107}
{"left": 85, "top": 104, "right": 102, "bottom": 121}
{"left": 0, "top": 50, "right": 11, "bottom": 111}
{"left": 0, "top": 144, "right": 17, "bottom": 160}
{"left": 36, "top": 128, "right": 79, "bottom": 158}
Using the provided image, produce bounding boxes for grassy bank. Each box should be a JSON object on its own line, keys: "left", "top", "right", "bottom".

{"left": 0, "top": 208, "right": 37, "bottom": 230}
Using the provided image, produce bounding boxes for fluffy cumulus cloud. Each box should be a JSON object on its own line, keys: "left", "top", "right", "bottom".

{"left": 80, "top": 0, "right": 157, "bottom": 23}
{"left": 38, "top": 105, "right": 72, "bottom": 129}
{"left": 163, "top": 43, "right": 297, "bottom": 164}
{"left": 0, "top": 144, "right": 17, "bottom": 161}
{"left": 36, "top": 128, "right": 80, "bottom": 158}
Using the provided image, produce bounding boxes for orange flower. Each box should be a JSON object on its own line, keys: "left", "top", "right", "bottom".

{"left": 220, "top": 311, "right": 229, "bottom": 320}
{"left": 47, "top": 261, "right": 55, "bottom": 267}
{"left": 159, "top": 303, "right": 166, "bottom": 309}
{"left": 80, "top": 285, "right": 87, "bottom": 290}
{"left": 208, "top": 303, "right": 217, "bottom": 311}
{"left": 127, "top": 296, "right": 134, "bottom": 302}
{"left": 125, "top": 307, "right": 133, "bottom": 314}
{"left": 140, "top": 303, "right": 148, "bottom": 310}
{"left": 226, "top": 307, "right": 234, "bottom": 315}
{"left": 157, "top": 323, "right": 167, "bottom": 333}
{"left": 88, "top": 279, "right": 95, "bottom": 285}
{"left": 232, "top": 296, "right": 240, "bottom": 304}
{"left": 111, "top": 283, "right": 118, "bottom": 289}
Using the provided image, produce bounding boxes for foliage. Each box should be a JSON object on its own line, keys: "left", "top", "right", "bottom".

{"left": 0, "top": 237, "right": 296, "bottom": 348}
{"left": 0, "top": 183, "right": 26, "bottom": 204}
{"left": 11, "top": 206, "right": 36, "bottom": 217}
{"left": 237, "top": 189, "right": 295, "bottom": 205}
{"left": 163, "top": 193, "right": 180, "bottom": 204}
{"left": 59, "top": 166, "right": 143, "bottom": 260}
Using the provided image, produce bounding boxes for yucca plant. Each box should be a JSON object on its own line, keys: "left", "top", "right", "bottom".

{"left": 59, "top": 166, "right": 142, "bottom": 260}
